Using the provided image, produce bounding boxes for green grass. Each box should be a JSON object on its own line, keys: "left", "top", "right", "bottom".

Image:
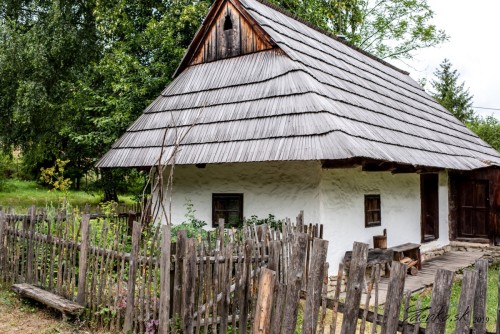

{"left": 404, "top": 262, "right": 500, "bottom": 333}
{"left": 0, "top": 179, "right": 136, "bottom": 211}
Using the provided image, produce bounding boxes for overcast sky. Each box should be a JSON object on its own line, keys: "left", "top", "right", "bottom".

{"left": 390, "top": 0, "right": 500, "bottom": 120}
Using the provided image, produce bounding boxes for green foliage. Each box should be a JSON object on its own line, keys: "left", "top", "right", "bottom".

{"left": 39, "top": 158, "right": 72, "bottom": 193}
{"left": 431, "top": 59, "right": 474, "bottom": 123}
{"left": 245, "top": 214, "right": 284, "bottom": 230}
{"left": 267, "top": 0, "right": 448, "bottom": 60}
{"left": 404, "top": 263, "right": 500, "bottom": 332}
{"left": 467, "top": 116, "right": 500, "bottom": 151}
{"left": 172, "top": 199, "right": 207, "bottom": 241}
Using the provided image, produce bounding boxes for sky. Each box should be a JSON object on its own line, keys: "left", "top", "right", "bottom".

{"left": 390, "top": 0, "right": 500, "bottom": 120}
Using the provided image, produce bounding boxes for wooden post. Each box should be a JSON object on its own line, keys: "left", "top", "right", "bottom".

{"left": 252, "top": 268, "right": 277, "bottom": 334}
{"left": 123, "top": 221, "right": 141, "bottom": 333}
{"left": 473, "top": 259, "right": 488, "bottom": 334}
{"left": 182, "top": 239, "right": 197, "bottom": 334}
{"left": 280, "top": 232, "right": 308, "bottom": 334}
{"left": 26, "top": 205, "right": 36, "bottom": 283}
{"left": 76, "top": 214, "right": 91, "bottom": 305}
{"left": 159, "top": 224, "right": 171, "bottom": 334}
{"left": 302, "top": 238, "right": 329, "bottom": 334}
{"left": 340, "top": 242, "right": 369, "bottom": 334}
{"left": 496, "top": 269, "right": 500, "bottom": 334}
{"left": 239, "top": 239, "right": 253, "bottom": 334}
{"left": 0, "top": 211, "right": 5, "bottom": 273}
{"left": 381, "top": 261, "right": 407, "bottom": 334}
{"left": 454, "top": 269, "right": 477, "bottom": 334}
{"left": 172, "top": 230, "right": 187, "bottom": 322}
{"left": 426, "top": 269, "right": 454, "bottom": 334}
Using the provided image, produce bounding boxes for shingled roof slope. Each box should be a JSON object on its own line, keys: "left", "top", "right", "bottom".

{"left": 96, "top": 0, "right": 500, "bottom": 169}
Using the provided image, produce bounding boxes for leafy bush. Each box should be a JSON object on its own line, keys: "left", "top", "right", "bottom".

{"left": 245, "top": 214, "right": 284, "bottom": 230}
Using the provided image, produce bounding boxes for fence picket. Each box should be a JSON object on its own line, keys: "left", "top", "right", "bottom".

{"left": 426, "top": 269, "right": 455, "bottom": 334}
{"left": 473, "top": 259, "right": 489, "bottom": 334}
{"left": 455, "top": 269, "right": 477, "bottom": 334}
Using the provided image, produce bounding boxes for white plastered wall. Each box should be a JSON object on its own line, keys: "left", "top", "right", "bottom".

{"left": 166, "top": 161, "right": 321, "bottom": 226}
{"left": 161, "top": 162, "right": 450, "bottom": 273}
{"left": 320, "top": 168, "right": 450, "bottom": 272}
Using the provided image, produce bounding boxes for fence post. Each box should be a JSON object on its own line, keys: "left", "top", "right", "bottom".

{"left": 76, "top": 214, "right": 91, "bottom": 305}
{"left": 426, "top": 269, "right": 454, "bottom": 334}
{"left": 159, "top": 224, "right": 171, "bottom": 334}
{"left": 26, "top": 205, "right": 36, "bottom": 283}
{"left": 454, "top": 269, "right": 477, "bottom": 334}
{"left": 381, "top": 261, "right": 407, "bottom": 334}
{"left": 302, "top": 238, "right": 329, "bottom": 334}
{"left": 172, "top": 230, "right": 187, "bottom": 323}
{"left": 182, "top": 238, "right": 196, "bottom": 334}
{"left": 0, "top": 211, "right": 5, "bottom": 274}
{"left": 340, "top": 242, "right": 368, "bottom": 334}
{"left": 280, "top": 232, "right": 308, "bottom": 334}
{"left": 473, "top": 259, "right": 488, "bottom": 334}
{"left": 123, "top": 220, "right": 141, "bottom": 333}
{"left": 252, "top": 268, "right": 277, "bottom": 334}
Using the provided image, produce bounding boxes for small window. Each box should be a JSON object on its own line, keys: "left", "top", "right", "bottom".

{"left": 213, "top": 193, "right": 243, "bottom": 227}
{"left": 365, "top": 194, "right": 381, "bottom": 227}
{"left": 223, "top": 14, "right": 233, "bottom": 31}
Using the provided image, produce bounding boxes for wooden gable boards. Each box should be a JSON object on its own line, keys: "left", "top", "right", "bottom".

{"left": 174, "top": 0, "right": 275, "bottom": 77}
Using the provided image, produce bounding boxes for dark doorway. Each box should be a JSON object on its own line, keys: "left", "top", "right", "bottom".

{"left": 457, "top": 180, "right": 489, "bottom": 239}
{"left": 421, "top": 174, "right": 439, "bottom": 242}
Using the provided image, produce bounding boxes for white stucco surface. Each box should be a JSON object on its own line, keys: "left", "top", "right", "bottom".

{"left": 320, "top": 168, "right": 449, "bottom": 271}
{"left": 168, "top": 161, "right": 321, "bottom": 226}
{"left": 162, "top": 162, "right": 450, "bottom": 273}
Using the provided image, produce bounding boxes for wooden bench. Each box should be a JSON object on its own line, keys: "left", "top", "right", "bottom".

{"left": 391, "top": 242, "right": 421, "bottom": 270}
{"left": 344, "top": 248, "right": 394, "bottom": 279}
{"left": 12, "top": 283, "right": 84, "bottom": 319}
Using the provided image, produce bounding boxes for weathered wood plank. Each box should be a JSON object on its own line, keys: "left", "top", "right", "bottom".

{"left": 12, "top": 283, "right": 84, "bottom": 315}
{"left": 426, "top": 269, "right": 454, "bottom": 334}
{"left": 76, "top": 215, "right": 90, "bottom": 305}
{"left": 302, "top": 238, "right": 329, "bottom": 334}
{"left": 159, "top": 224, "right": 171, "bottom": 334}
{"left": 182, "top": 239, "right": 197, "bottom": 334}
{"left": 280, "top": 232, "right": 308, "bottom": 334}
{"left": 123, "top": 221, "right": 141, "bottom": 333}
{"left": 341, "top": 242, "right": 369, "bottom": 334}
{"left": 473, "top": 259, "right": 488, "bottom": 334}
{"left": 252, "top": 268, "right": 276, "bottom": 334}
{"left": 454, "top": 269, "right": 477, "bottom": 334}
{"left": 382, "top": 261, "right": 407, "bottom": 334}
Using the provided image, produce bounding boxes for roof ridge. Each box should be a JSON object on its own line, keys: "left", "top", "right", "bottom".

{"left": 249, "top": 0, "right": 410, "bottom": 75}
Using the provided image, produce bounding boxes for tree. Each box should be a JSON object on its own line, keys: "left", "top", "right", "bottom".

{"left": 431, "top": 59, "right": 474, "bottom": 123}
{"left": 430, "top": 59, "right": 499, "bottom": 151}
{"left": 468, "top": 116, "right": 500, "bottom": 151}
{"left": 267, "top": 0, "right": 448, "bottom": 60}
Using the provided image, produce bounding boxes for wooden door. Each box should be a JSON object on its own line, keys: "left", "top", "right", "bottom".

{"left": 457, "top": 180, "right": 490, "bottom": 239}
{"left": 421, "top": 174, "right": 439, "bottom": 242}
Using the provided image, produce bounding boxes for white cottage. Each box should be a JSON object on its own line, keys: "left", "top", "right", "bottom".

{"left": 97, "top": 0, "right": 500, "bottom": 270}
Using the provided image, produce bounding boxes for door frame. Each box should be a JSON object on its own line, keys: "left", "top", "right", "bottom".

{"left": 420, "top": 173, "right": 439, "bottom": 243}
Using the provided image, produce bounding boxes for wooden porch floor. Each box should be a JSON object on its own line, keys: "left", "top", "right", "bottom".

{"left": 341, "top": 250, "right": 484, "bottom": 305}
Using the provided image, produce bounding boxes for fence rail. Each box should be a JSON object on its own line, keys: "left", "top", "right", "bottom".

{"left": 1, "top": 206, "right": 499, "bottom": 333}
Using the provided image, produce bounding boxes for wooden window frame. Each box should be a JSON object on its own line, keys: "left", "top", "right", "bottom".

{"left": 365, "top": 194, "right": 381, "bottom": 227}
{"left": 212, "top": 193, "right": 243, "bottom": 227}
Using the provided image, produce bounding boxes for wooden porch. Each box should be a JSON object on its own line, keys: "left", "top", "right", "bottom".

{"left": 341, "top": 250, "right": 484, "bottom": 305}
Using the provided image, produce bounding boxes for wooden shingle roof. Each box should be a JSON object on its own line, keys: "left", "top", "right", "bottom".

{"left": 96, "top": 0, "right": 500, "bottom": 170}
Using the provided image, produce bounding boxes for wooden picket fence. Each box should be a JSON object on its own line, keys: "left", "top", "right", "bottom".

{"left": 0, "top": 207, "right": 326, "bottom": 333}
{"left": 1, "top": 206, "right": 499, "bottom": 333}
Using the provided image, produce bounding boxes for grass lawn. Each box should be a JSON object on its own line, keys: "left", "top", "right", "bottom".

{"left": 0, "top": 179, "right": 136, "bottom": 212}
{"left": 406, "top": 262, "right": 500, "bottom": 333}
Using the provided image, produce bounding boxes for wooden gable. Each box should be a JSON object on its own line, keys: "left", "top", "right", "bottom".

{"left": 173, "top": 0, "right": 275, "bottom": 77}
